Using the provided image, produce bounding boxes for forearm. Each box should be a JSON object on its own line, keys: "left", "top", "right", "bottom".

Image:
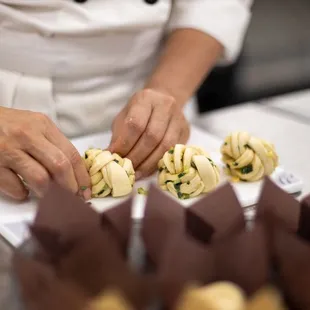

{"left": 145, "top": 29, "right": 223, "bottom": 107}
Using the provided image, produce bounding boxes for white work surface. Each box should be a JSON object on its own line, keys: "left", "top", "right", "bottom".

{"left": 0, "top": 125, "right": 303, "bottom": 247}
{"left": 197, "top": 102, "right": 310, "bottom": 197}
{"left": 262, "top": 89, "right": 310, "bottom": 119}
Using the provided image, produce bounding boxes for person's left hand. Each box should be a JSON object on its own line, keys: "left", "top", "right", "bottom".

{"left": 108, "top": 89, "right": 190, "bottom": 180}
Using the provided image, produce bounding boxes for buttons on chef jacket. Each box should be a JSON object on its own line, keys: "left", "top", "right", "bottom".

{"left": 144, "top": 0, "right": 159, "bottom": 4}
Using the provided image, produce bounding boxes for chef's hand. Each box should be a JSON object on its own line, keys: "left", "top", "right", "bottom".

{"left": 109, "top": 89, "right": 190, "bottom": 179}
{"left": 0, "top": 107, "right": 91, "bottom": 201}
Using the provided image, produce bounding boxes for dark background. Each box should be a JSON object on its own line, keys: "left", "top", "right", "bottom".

{"left": 197, "top": 0, "right": 310, "bottom": 113}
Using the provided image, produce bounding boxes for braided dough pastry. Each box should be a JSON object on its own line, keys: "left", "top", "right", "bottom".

{"left": 221, "top": 132, "right": 278, "bottom": 182}
{"left": 176, "top": 282, "right": 246, "bottom": 310}
{"left": 83, "top": 148, "right": 135, "bottom": 198}
{"left": 158, "top": 144, "right": 220, "bottom": 199}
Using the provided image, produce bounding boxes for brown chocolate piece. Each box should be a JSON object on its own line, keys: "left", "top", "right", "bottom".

{"left": 53, "top": 223, "right": 153, "bottom": 309}
{"left": 29, "top": 225, "right": 73, "bottom": 264}
{"left": 141, "top": 184, "right": 184, "bottom": 265}
{"left": 185, "top": 208, "right": 215, "bottom": 244}
{"left": 101, "top": 197, "right": 133, "bottom": 254}
{"left": 214, "top": 223, "right": 269, "bottom": 296}
{"left": 256, "top": 177, "right": 300, "bottom": 233}
{"left": 12, "top": 252, "right": 87, "bottom": 310}
{"left": 34, "top": 182, "right": 100, "bottom": 234}
{"left": 158, "top": 231, "right": 215, "bottom": 308}
{"left": 187, "top": 183, "right": 245, "bottom": 241}
{"left": 272, "top": 227, "right": 310, "bottom": 309}
{"left": 298, "top": 195, "right": 310, "bottom": 242}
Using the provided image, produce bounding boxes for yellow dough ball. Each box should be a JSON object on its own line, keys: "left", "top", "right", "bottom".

{"left": 246, "top": 286, "right": 287, "bottom": 310}
{"left": 221, "top": 132, "right": 278, "bottom": 182}
{"left": 83, "top": 148, "right": 135, "bottom": 198}
{"left": 87, "top": 290, "right": 133, "bottom": 310}
{"left": 158, "top": 144, "right": 220, "bottom": 199}
{"left": 176, "top": 282, "right": 246, "bottom": 310}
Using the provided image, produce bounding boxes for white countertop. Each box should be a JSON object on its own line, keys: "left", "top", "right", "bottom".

{"left": 262, "top": 89, "right": 310, "bottom": 120}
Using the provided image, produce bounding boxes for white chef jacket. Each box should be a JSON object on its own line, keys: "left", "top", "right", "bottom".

{"left": 0, "top": 0, "right": 252, "bottom": 138}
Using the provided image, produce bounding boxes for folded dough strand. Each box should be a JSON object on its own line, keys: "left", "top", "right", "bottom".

{"left": 83, "top": 148, "right": 135, "bottom": 198}
{"left": 221, "top": 132, "right": 278, "bottom": 182}
{"left": 158, "top": 145, "right": 220, "bottom": 199}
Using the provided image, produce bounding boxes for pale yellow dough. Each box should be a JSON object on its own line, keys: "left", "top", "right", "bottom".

{"left": 83, "top": 148, "right": 135, "bottom": 198}
{"left": 176, "top": 282, "right": 246, "bottom": 310}
{"left": 87, "top": 290, "right": 133, "bottom": 310}
{"left": 158, "top": 144, "right": 220, "bottom": 199}
{"left": 221, "top": 132, "right": 278, "bottom": 182}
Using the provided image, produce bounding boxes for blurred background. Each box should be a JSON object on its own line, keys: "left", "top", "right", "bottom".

{"left": 197, "top": 0, "right": 310, "bottom": 113}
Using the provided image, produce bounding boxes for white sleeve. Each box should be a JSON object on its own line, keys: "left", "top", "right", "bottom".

{"left": 167, "top": 0, "right": 253, "bottom": 64}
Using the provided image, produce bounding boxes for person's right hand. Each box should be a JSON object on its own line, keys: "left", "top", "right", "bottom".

{"left": 0, "top": 107, "right": 91, "bottom": 201}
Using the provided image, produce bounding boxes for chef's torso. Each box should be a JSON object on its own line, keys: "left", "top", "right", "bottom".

{"left": 0, "top": 1, "right": 173, "bottom": 137}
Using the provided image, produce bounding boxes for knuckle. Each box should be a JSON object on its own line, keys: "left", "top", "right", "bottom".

{"left": 33, "top": 112, "right": 50, "bottom": 124}
{"left": 145, "top": 129, "right": 162, "bottom": 145}
{"left": 69, "top": 149, "right": 83, "bottom": 166}
{"left": 10, "top": 125, "right": 31, "bottom": 140}
{"left": 0, "top": 140, "right": 9, "bottom": 152}
{"left": 165, "top": 95, "right": 176, "bottom": 107}
{"left": 125, "top": 117, "right": 144, "bottom": 134}
{"left": 33, "top": 172, "right": 49, "bottom": 189}
{"left": 51, "top": 156, "right": 71, "bottom": 175}
{"left": 141, "top": 88, "right": 155, "bottom": 97}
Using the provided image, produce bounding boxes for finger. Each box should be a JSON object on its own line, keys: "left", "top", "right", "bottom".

{"left": 24, "top": 138, "right": 78, "bottom": 194}
{"left": 109, "top": 109, "right": 127, "bottom": 147}
{"left": 126, "top": 104, "right": 171, "bottom": 168}
{"left": 5, "top": 150, "right": 50, "bottom": 197}
{"left": 109, "top": 100, "right": 152, "bottom": 157}
{"left": 180, "top": 118, "right": 191, "bottom": 143}
{"left": 44, "top": 124, "right": 91, "bottom": 200}
{"left": 0, "top": 167, "right": 29, "bottom": 201}
{"left": 136, "top": 116, "right": 184, "bottom": 179}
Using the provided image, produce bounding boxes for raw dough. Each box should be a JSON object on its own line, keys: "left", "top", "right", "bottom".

{"left": 221, "top": 132, "right": 278, "bottom": 182}
{"left": 176, "top": 282, "right": 246, "bottom": 310}
{"left": 247, "top": 286, "right": 286, "bottom": 310}
{"left": 158, "top": 144, "right": 220, "bottom": 199}
{"left": 83, "top": 148, "right": 135, "bottom": 198}
{"left": 88, "top": 290, "right": 133, "bottom": 310}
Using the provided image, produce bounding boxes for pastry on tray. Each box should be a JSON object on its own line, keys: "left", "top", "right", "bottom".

{"left": 83, "top": 148, "right": 135, "bottom": 198}
{"left": 221, "top": 131, "right": 278, "bottom": 182}
{"left": 157, "top": 144, "right": 220, "bottom": 199}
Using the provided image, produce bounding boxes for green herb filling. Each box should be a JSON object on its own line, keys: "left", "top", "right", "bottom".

{"left": 240, "top": 164, "right": 253, "bottom": 174}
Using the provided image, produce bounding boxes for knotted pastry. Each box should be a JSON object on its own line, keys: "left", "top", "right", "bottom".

{"left": 158, "top": 144, "right": 220, "bottom": 199}
{"left": 176, "top": 282, "right": 246, "bottom": 310}
{"left": 221, "top": 132, "right": 278, "bottom": 182}
{"left": 83, "top": 148, "right": 135, "bottom": 198}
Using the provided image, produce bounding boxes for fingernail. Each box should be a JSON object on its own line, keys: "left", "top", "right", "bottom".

{"left": 84, "top": 188, "right": 92, "bottom": 200}
{"left": 135, "top": 171, "right": 143, "bottom": 180}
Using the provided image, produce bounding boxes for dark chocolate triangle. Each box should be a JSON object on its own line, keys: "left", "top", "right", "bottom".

{"left": 185, "top": 208, "right": 215, "bottom": 244}
{"left": 34, "top": 182, "right": 100, "bottom": 234}
{"left": 158, "top": 231, "right": 215, "bottom": 308}
{"left": 298, "top": 195, "right": 310, "bottom": 242}
{"left": 101, "top": 197, "right": 132, "bottom": 253}
{"left": 12, "top": 252, "right": 86, "bottom": 310}
{"left": 29, "top": 225, "right": 72, "bottom": 264}
{"left": 272, "top": 227, "right": 310, "bottom": 309}
{"left": 56, "top": 224, "right": 153, "bottom": 309}
{"left": 141, "top": 184, "right": 184, "bottom": 265}
{"left": 256, "top": 177, "right": 300, "bottom": 232}
{"left": 214, "top": 223, "right": 269, "bottom": 295}
{"left": 188, "top": 182, "right": 245, "bottom": 241}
